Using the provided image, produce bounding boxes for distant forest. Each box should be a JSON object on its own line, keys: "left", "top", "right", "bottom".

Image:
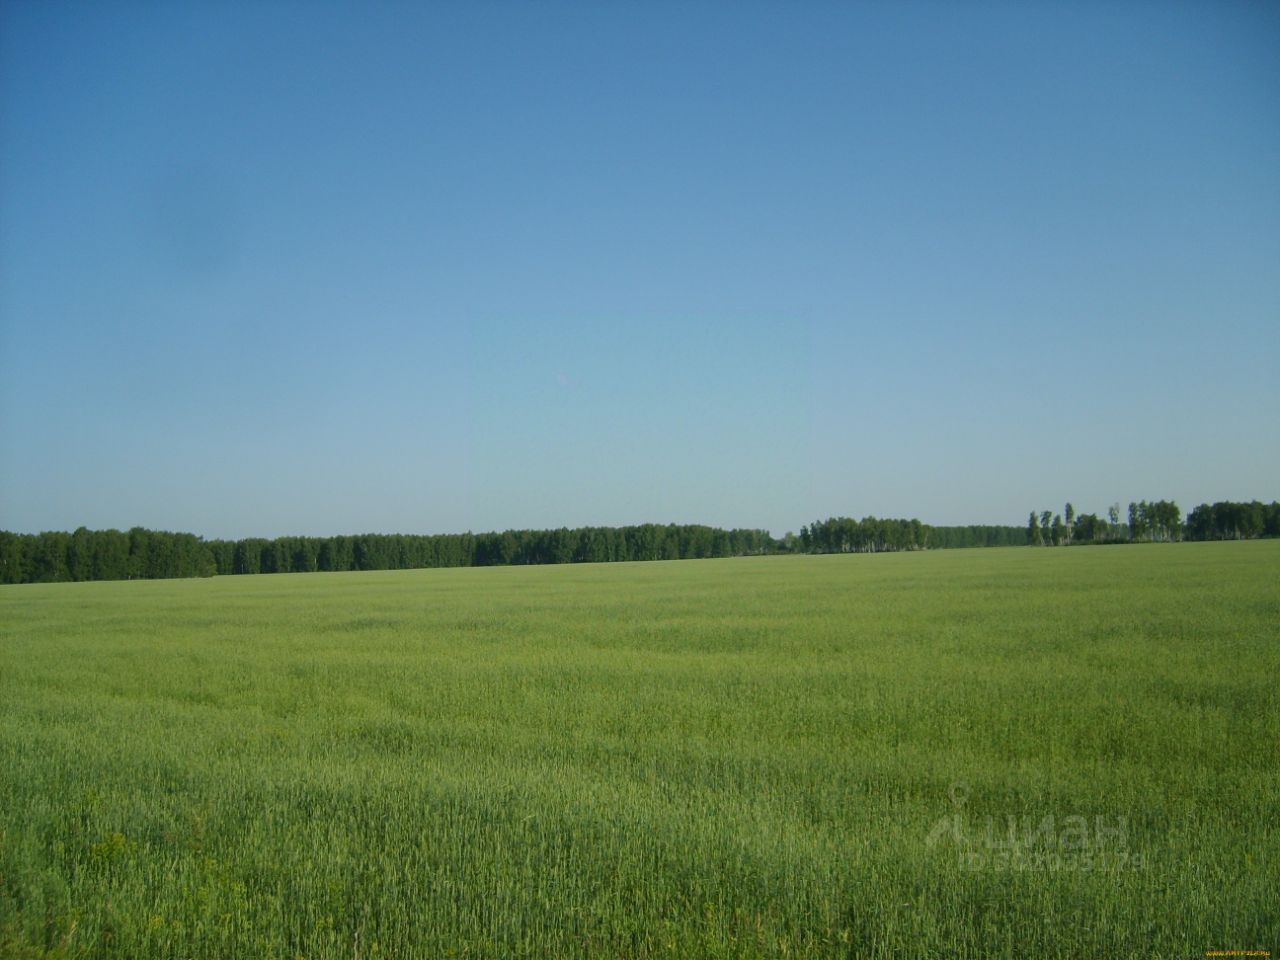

{"left": 1026, "top": 499, "right": 1280, "bottom": 546}
{"left": 0, "top": 500, "right": 1275, "bottom": 584}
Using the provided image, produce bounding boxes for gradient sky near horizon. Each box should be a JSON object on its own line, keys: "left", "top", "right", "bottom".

{"left": 2, "top": 1, "right": 1277, "bottom": 539}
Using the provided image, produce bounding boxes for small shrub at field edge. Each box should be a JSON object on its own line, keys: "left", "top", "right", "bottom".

{"left": 1, "top": 542, "right": 1277, "bottom": 958}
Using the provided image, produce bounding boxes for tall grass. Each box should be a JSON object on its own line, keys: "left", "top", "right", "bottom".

{"left": 2, "top": 542, "right": 1277, "bottom": 958}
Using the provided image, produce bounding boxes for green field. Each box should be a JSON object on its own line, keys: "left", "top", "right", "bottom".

{"left": 2, "top": 542, "right": 1277, "bottom": 958}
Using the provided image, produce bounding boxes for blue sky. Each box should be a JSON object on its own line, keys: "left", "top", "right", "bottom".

{"left": 2, "top": 1, "right": 1277, "bottom": 539}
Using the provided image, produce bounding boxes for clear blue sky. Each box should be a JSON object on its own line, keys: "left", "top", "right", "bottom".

{"left": 2, "top": 1, "right": 1277, "bottom": 539}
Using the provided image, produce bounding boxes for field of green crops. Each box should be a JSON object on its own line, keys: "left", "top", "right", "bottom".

{"left": 1, "top": 542, "right": 1277, "bottom": 959}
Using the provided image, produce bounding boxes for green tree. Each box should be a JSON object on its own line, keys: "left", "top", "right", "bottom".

{"left": 67, "top": 526, "right": 93, "bottom": 581}
{"left": 0, "top": 532, "right": 25, "bottom": 584}
{"left": 1073, "top": 513, "right": 1102, "bottom": 542}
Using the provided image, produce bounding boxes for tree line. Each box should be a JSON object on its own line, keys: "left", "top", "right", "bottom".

{"left": 1185, "top": 501, "right": 1280, "bottom": 540}
{"left": 0, "top": 524, "right": 775, "bottom": 585}
{"left": 0, "top": 518, "right": 1024, "bottom": 584}
{"left": 0, "top": 527, "right": 215, "bottom": 584}
{"left": 917, "top": 525, "right": 1029, "bottom": 549}
{"left": 1027, "top": 499, "right": 1280, "bottom": 545}
{"left": 207, "top": 524, "right": 776, "bottom": 577}
{"left": 797, "top": 518, "right": 1027, "bottom": 553}
{"left": 2, "top": 499, "right": 1274, "bottom": 584}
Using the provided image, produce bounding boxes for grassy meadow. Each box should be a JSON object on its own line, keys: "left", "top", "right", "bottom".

{"left": 1, "top": 542, "right": 1277, "bottom": 958}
